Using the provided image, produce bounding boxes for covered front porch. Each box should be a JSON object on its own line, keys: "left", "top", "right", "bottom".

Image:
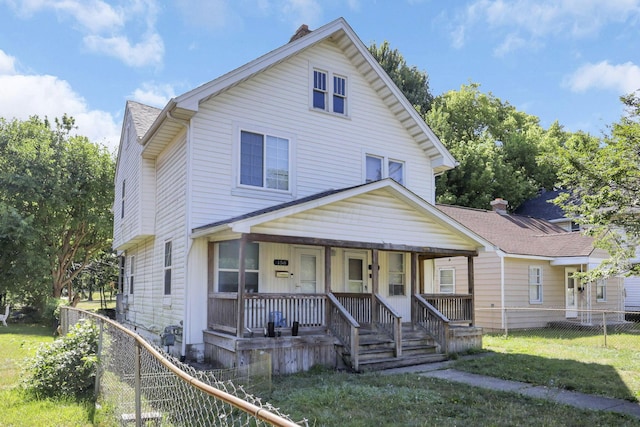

{"left": 193, "top": 180, "right": 491, "bottom": 373}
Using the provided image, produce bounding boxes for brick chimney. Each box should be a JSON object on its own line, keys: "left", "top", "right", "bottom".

{"left": 289, "top": 24, "right": 312, "bottom": 42}
{"left": 490, "top": 198, "right": 509, "bottom": 215}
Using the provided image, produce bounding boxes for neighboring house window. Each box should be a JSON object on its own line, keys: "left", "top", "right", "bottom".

{"left": 388, "top": 253, "right": 405, "bottom": 296}
{"left": 596, "top": 279, "right": 607, "bottom": 302}
{"left": 121, "top": 180, "right": 126, "bottom": 219}
{"left": 439, "top": 268, "right": 455, "bottom": 294}
{"left": 365, "top": 154, "right": 404, "bottom": 185}
{"left": 129, "top": 256, "right": 135, "bottom": 294}
{"left": 240, "top": 130, "right": 289, "bottom": 191}
{"left": 571, "top": 222, "right": 580, "bottom": 232}
{"left": 218, "top": 240, "right": 259, "bottom": 293}
{"left": 311, "top": 67, "right": 348, "bottom": 115}
{"left": 118, "top": 255, "right": 125, "bottom": 294}
{"left": 529, "top": 266, "right": 543, "bottom": 303}
{"left": 164, "top": 241, "right": 172, "bottom": 295}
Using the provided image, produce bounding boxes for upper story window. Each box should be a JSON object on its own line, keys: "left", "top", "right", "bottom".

{"left": 311, "top": 67, "right": 348, "bottom": 116}
{"left": 240, "top": 130, "right": 290, "bottom": 191}
{"left": 365, "top": 154, "right": 405, "bottom": 185}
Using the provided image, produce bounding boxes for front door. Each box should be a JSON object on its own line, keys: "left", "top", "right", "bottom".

{"left": 345, "top": 251, "right": 368, "bottom": 293}
{"left": 565, "top": 268, "right": 578, "bottom": 318}
{"left": 293, "top": 247, "right": 322, "bottom": 293}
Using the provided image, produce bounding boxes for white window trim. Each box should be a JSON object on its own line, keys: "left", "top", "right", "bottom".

{"left": 215, "top": 241, "right": 260, "bottom": 293}
{"left": 529, "top": 266, "right": 543, "bottom": 304}
{"left": 596, "top": 279, "right": 607, "bottom": 302}
{"left": 128, "top": 255, "right": 135, "bottom": 294}
{"left": 438, "top": 267, "right": 455, "bottom": 294}
{"left": 164, "top": 241, "right": 172, "bottom": 296}
{"left": 232, "top": 122, "right": 296, "bottom": 199}
{"left": 309, "top": 64, "right": 350, "bottom": 117}
{"left": 363, "top": 150, "right": 406, "bottom": 185}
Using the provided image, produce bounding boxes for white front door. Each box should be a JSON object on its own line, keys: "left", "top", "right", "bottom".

{"left": 565, "top": 268, "right": 578, "bottom": 318}
{"left": 293, "top": 247, "right": 322, "bottom": 293}
{"left": 345, "top": 251, "right": 368, "bottom": 293}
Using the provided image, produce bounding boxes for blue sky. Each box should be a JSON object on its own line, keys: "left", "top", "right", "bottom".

{"left": 1, "top": 0, "right": 639, "bottom": 152}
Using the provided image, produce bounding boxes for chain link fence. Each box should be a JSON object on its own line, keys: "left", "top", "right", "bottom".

{"left": 476, "top": 307, "right": 640, "bottom": 350}
{"left": 60, "top": 306, "right": 306, "bottom": 427}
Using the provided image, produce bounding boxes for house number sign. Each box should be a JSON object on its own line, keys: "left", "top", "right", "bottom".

{"left": 273, "top": 259, "right": 289, "bottom": 266}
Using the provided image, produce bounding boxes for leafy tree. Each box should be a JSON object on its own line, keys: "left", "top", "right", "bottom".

{"left": 426, "top": 83, "right": 564, "bottom": 210}
{"left": 369, "top": 41, "right": 434, "bottom": 117}
{"left": 0, "top": 116, "right": 115, "bottom": 303}
{"left": 555, "top": 92, "right": 640, "bottom": 279}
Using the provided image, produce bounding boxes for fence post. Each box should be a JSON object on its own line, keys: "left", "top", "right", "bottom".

{"left": 602, "top": 312, "right": 607, "bottom": 348}
{"left": 94, "top": 320, "right": 103, "bottom": 398}
{"left": 135, "top": 341, "right": 142, "bottom": 427}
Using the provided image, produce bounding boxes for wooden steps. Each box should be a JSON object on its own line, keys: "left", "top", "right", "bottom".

{"left": 339, "top": 325, "right": 447, "bottom": 372}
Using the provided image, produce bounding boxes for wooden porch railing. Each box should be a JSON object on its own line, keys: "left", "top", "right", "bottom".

{"left": 327, "top": 293, "right": 360, "bottom": 372}
{"left": 374, "top": 294, "right": 402, "bottom": 357}
{"left": 208, "top": 293, "right": 326, "bottom": 334}
{"left": 412, "top": 294, "right": 449, "bottom": 353}
{"left": 422, "top": 294, "right": 473, "bottom": 324}
{"left": 333, "top": 292, "right": 371, "bottom": 324}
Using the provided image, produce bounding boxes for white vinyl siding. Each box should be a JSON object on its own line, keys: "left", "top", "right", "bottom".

{"left": 529, "top": 266, "right": 543, "bottom": 304}
{"left": 188, "top": 39, "right": 437, "bottom": 229}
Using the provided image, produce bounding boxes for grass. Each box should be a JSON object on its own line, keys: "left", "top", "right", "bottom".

{"left": 260, "top": 366, "right": 640, "bottom": 426}
{"left": 0, "top": 323, "right": 118, "bottom": 426}
{"left": 75, "top": 291, "right": 116, "bottom": 312}
{"left": 453, "top": 329, "right": 640, "bottom": 402}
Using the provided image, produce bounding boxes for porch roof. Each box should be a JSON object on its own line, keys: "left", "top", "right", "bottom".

{"left": 191, "top": 179, "right": 494, "bottom": 254}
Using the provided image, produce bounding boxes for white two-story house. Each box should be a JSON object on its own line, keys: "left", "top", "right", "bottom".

{"left": 113, "top": 18, "right": 492, "bottom": 374}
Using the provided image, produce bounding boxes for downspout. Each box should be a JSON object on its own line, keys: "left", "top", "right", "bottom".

{"left": 166, "top": 110, "right": 191, "bottom": 359}
{"left": 498, "top": 250, "right": 506, "bottom": 330}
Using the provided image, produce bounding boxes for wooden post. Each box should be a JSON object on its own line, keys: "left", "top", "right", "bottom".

{"left": 325, "top": 246, "right": 332, "bottom": 330}
{"left": 467, "top": 256, "right": 475, "bottom": 326}
{"left": 411, "top": 253, "right": 418, "bottom": 326}
{"left": 236, "top": 236, "right": 246, "bottom": 338}
{"left": 371, "top": 249, "right": 379, "bottom": 325}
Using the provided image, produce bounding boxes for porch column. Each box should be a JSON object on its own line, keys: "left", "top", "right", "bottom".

{"left": 411, "top": 253, "right": 418, "bottom": 325}
{"left": 371, "top": 249, "right": 379, "bottom": 324}
{"left": 467, "top": 256, "right": 475, "bottom": 326}
{"left": 325, "top": 246, "right": 332, "bottom": 331}
{"left": 236, "top": 235, "right": 247, "bottom": 337}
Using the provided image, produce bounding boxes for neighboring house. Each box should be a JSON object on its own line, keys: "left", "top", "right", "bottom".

{"left": 516, "top": 190, "right": 640, "bottom": 313}
{"left": 113, "top": 18, "right": 493, "bottom": 374}
{"left": 436, "top": 198, "right": 624, "bottom": 332}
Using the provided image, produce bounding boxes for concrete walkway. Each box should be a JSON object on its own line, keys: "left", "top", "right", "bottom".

{"left": 381, "top": 360, "right": 640, "bottom": 420}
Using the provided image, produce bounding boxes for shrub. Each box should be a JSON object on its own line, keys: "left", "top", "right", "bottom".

{"left": 23, "top": 319, "right": 99, "bottom": 399}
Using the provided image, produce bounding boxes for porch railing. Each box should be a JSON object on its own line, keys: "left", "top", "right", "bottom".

{"left": 208, "top": 293, "right": 326, "bottom": 334}
{"left": 422, "top": 294, "right": 473, "bottom": 324}
{"left": 327, "top": 293, "right": 360, "bottom": 372}
{"left": 333, "top": 293, "right": 371, "bottom": 324}
{"left": 374, "top": 294, "right": 402, "bottom": 357}
{"left": 412, "top": 294, "right": 449, "bottom": 353}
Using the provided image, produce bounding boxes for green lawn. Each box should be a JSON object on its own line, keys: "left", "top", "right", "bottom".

{"left": 0, "top": 324, "right": 101, "bottom": 426}
{"left": 454, "top": 330, "right": 640, "bottom": 402}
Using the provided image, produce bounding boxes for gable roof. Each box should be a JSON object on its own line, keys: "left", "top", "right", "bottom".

{"left": 136, "top": 17, "right": 456, "bottom": 172}
{"left": 514, "top": 189, "right": 567, "bottom": 221}
{"left": 437, "top": 204, "right": 594, "bottom": 258}
{"left": 192, "top": 179, "right": 493, "bottom": 252}
{"left": 127, "top": 100, "right": 161, "bottom": 137}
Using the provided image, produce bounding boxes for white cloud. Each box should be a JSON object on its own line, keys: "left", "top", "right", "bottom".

{"left": 0, "top": 50, "right": 17, "bottom": 74}
{"left": 493, "top": 33, "right": 526, "bottom": 56}
{"left": 131, "top": 82, "right": 176, "bottom": 108}
{"left": 566, "top": 60, "right": 640, "bottom": 95}
{"left": 280, "top": 0, "right": 323, "bottom": 29}
{"left": 450, "top": 0, "right": 640, "bottom": 52}
{"left": 0, "top": 73, "right": 120, "bottom": 152}
{"left": 4, "top": 0, "right": 163, "bottom": 67}
{"left": 174, "top": 0, "right": 242, "bottom": 31}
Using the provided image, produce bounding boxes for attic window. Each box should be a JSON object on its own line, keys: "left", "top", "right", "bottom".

{"left": 311, "top": 67, "right": 348, "bottom": 116}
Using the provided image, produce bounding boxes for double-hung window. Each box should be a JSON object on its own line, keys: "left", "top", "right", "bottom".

{"left": 596, "top": 279, "right": 606, "bottom": 302}
{"left": 388, "top": 253, "right": 405, "bottom": 296}
{"left": 129, "top": 256, "right": 135, "bottom": 294}
{"left": 240, "top": 130, "right": 289, "bottom": 191}
{"left": 164, "top": 241, "right": 172, "bottom": 295}
{"left": 529, "top": 266, "right": 543, "bottom": 303}
{"left": 217, "top": 240, "right": 259, "bottom": 293}
{"left": 365, "top": 154, "right": 405, "bottom": 185}
{"left": 312, "top": 68, "right": 348, "bottom": 115}
{"left": 439, "top": 268, "right": 455, "bottom": 294}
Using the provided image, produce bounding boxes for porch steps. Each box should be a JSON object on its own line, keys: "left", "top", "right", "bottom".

{"left": 340, "top": 325, "right": 447, "bottom": 372}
